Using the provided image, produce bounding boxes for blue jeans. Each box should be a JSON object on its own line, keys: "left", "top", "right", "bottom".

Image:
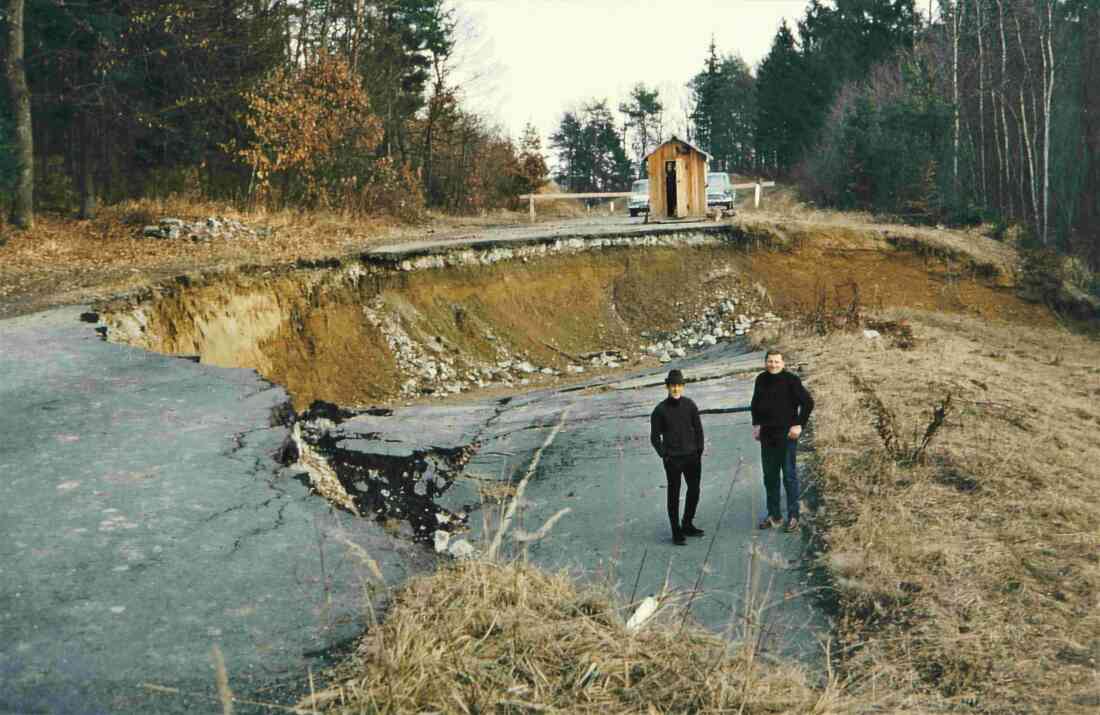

{"left": 760, "top": 439, "right": 799, "bottom": 520}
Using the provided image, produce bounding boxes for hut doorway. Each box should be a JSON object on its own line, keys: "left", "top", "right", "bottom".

{"left": 664, "top": 160, "right": 678, "bottom": 218}
{"left": 645, "top": 137, "right": 708, "bottom": 222}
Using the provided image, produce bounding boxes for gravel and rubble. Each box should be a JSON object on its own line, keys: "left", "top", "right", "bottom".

{"left": 140, "top": 216, "right": 273, "bottom": 242}
{"left": 366, "top": 284, "right": 783, "bottom": 400}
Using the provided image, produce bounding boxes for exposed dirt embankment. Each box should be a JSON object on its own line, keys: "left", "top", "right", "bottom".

{"left": 97, "top": 220, "right": 1053, "bottom": 411}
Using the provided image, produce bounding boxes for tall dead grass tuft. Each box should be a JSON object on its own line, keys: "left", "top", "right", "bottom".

{"left": 299, "top": 559, "right": 845, "bottom": 714}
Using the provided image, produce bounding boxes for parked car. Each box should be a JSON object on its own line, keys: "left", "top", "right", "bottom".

{"left": 706, "top": 172, "right": 735, "bottom": 211}
{"left": 628, "top": 179, "right": 649, "bottom": 217}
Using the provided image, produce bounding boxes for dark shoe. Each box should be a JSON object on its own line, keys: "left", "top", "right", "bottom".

{"left": 785, "top": 517, "right": 800, "bottom": 532}
{"left": 758, "top": 516, "right": 782, "bottom": 530}
{"left": 682, "top": 523, "right": 705, "bottom": 537}
{"left": 672, "top": 532, "right": 686, "bottom": 545}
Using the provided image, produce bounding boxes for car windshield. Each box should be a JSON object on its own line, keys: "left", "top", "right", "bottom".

{"left": 631, "top": 180, "right": 648, "bottom": 193}
{"left": 707, "top": 173, "right": 729, "bottom": 189}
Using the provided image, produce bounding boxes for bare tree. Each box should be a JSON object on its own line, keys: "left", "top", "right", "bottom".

{"left": 1039, "top": 0, "right": 1055, "bottom": 245}
{"left": 4, "top": 0, "right": 33, "bottom": 228}
{"left": 951, "top": 0, "right": 965, "bottom": 193}
{"left": 1013, "top": 11, "right": 1041, "bottom": 238}
{"left": 976, "top": 0, "right": 987, "bottom": 206}
{"left": 995, "top": 0, "right": 1013, "bottom": 216}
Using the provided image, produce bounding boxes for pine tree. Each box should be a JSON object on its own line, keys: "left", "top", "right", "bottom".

{"left": 756, "top": 21, "right": 809, "bottom": 174}
{"left": 618, "top": 83, "right": 663, "bottom": 175}
{"left": 516, "top": 123, "right": 548, "bottom": 195}
{"left": 690, "top": 38, "right": 722, "bottom": 158}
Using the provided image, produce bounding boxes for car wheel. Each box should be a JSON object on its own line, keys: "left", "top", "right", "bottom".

{"left": 629, "top": 209, "right": 638, "bottom": 217}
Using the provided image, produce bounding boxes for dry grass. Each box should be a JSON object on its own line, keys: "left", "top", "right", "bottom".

{"left": 754, "top": 307, "right": 1100, "bottom": 713}
{"left": 0, "top": 200, "right": 395, "bottom": 317}
{"left": 740, "top": 187, "right": 1020, "bottom": 285}
{"left": 0, "top": 197, "right": 558, "bottom": 319}
{"left": 299, "top": 558, "right": 849, "bottom": 714}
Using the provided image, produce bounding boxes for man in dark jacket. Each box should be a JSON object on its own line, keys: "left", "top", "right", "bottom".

{"left": 650, "top": 369, "right": 705, "bottom": 545}
{"left": 751, "top": 350, "right": 814, "bottom": 532}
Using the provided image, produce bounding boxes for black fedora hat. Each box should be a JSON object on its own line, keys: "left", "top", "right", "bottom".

{"left": 664, "top": 369, "right": 685, "bottom": 385}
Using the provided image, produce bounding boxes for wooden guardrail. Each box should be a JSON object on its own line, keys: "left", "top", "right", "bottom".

{"left": 519, "top": 181, "right": 776, "bottom": 221}
{"left": 517, "top": 192, "right": 630, "bottom": 221}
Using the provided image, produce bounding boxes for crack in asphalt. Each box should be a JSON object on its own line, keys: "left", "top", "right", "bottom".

{"left": 230, "top": 500, "right": 289, "bottom": 555}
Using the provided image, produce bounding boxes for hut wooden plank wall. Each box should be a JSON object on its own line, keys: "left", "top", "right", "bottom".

{"left": 645, "top": 137, "right": 709, "bottom": 221}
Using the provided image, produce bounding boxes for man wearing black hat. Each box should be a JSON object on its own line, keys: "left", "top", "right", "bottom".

{"left": 650, "top": 369, "right": 705, "bottom": 545}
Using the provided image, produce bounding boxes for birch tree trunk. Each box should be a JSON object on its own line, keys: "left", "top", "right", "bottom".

{"left": 1015, "top": 15, "right": 1041, "bottom": 235}
{"left": 952, "top": 1, "right": 964, "bottom": 194}
{"left": 4, "top": 0, "right": 33, "bottom": 229}
{"left": 976, "top": 0, "right": 987, "bottom": 206}
{"left": 996, "top": 0, "right": 1013, "bottom": 216}
{"left": 1040, "top": 0, "right": 1055, "bottom": 245}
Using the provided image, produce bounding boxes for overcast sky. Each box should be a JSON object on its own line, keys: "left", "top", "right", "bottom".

{"left": 452, "top": 0, "right": 810, "bottom": 149}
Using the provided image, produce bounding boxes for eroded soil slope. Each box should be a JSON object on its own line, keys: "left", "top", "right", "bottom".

{"left": 98, "top": 223, "right": 1052, "bottom": 410}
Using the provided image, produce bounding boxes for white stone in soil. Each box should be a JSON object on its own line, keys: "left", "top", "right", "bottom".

{"left": 448, "top": 538, "right": 477, "bottom": 559}
{"left": 434, "top": 530, "right": 451, "bottom": 553}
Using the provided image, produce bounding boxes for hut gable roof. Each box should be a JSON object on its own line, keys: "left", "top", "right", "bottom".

{"left": 643, "top": 135, "right": 712, "bottom": 162}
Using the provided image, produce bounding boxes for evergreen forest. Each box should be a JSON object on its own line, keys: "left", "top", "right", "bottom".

{"left": 2, "top": 0, "right": 1098, "bottom": 270}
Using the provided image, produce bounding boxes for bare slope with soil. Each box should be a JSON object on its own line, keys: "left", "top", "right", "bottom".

{"left": 95, "top": 218, "right": 1052, "bottom": 411}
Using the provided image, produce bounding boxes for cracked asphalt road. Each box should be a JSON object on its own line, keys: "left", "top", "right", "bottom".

{"left": 298, "top": 343, "right": 829, "bottom": 663}
{"left": 0, "top": 307, "right": 433, "bottom": 714}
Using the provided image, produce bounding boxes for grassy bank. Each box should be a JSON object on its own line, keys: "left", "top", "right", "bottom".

{"left": 755, "top": 309, "right": 1100, "bottom": 712}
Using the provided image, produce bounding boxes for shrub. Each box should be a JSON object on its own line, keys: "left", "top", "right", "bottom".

{"left": 234, "top": 52, "right": 420, "bottom": 218}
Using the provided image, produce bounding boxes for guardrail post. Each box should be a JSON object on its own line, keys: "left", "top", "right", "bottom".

{"left": 529, "top": 195, "right": 535, "bottom": 222}
{"left": 754, "top": 181, "right": 761, "bottom": 209}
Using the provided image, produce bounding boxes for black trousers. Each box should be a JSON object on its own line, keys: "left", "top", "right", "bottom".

{"left": 663, "top": 454, "right": 701, "bottom": 534}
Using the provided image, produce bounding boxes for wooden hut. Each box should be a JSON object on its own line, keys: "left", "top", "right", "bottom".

{"left": 644, "top": 136, "right": 710, "bottom": 221}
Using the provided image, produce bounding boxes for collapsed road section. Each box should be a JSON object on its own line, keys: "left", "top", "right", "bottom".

{"left": 7, "top": 214, "right": 1052, "bottom": 712}
{"left": 286, "top": 343, "right": 829, "bottom": 662}
{"left": 96, "top": 223, "right": 785, "bottom": 410}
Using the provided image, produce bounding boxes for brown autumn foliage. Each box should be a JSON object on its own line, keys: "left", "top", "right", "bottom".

{"left": 235, "top": 52, "right": 423, "bottom": 218}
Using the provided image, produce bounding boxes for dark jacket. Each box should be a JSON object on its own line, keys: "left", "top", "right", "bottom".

{"left": 751, "top": 370, "right": 814, "bottom": 447}
{"left": 650, "top": 396, "right": 704, "bottom": 458}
